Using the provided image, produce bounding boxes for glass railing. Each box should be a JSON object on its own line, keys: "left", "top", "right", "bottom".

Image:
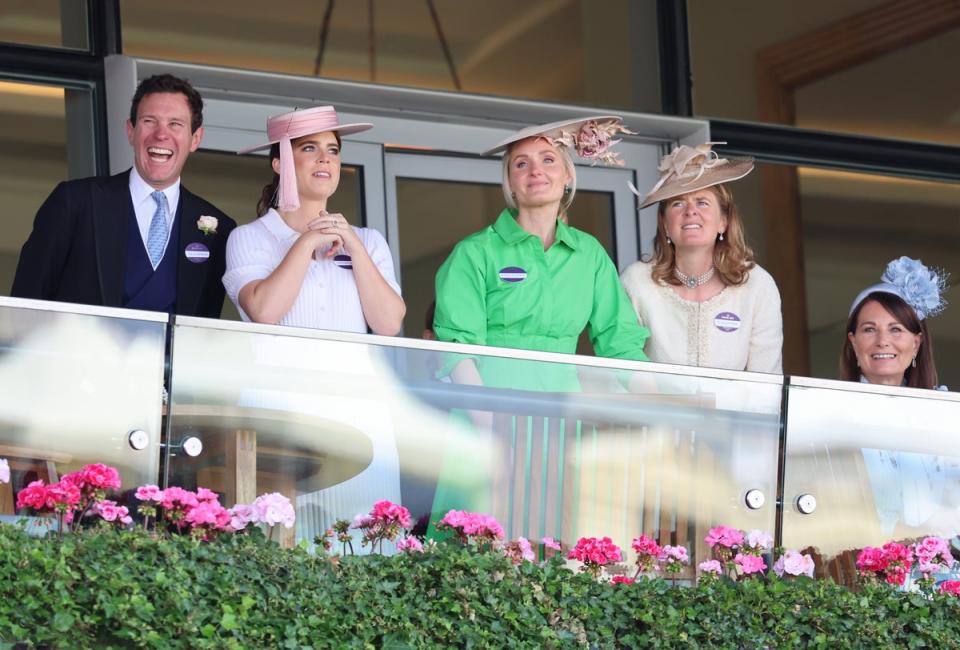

{"left": 781, "top": 376, "right": 960, "bottom": 584}
{"left": 2, "top": 296, "right": 958, "bottom": 581}
{"left": 166, "top": 316, "right": 783, "bottom": 574}
{"left": 0, "top": 297, "right": 166, "bottom": 522}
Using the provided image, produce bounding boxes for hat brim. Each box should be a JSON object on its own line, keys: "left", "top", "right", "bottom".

{"left": 849, "top": 282, "right": 903, "bottom": 317}
{"left": 237, "top": 122, "right": 373, "bottom": 155}
{"left": 482, "top": 115, "right": 623, "bottom": 157}
{"left": 635, "top": 159, "right": 754, "bottom": 209}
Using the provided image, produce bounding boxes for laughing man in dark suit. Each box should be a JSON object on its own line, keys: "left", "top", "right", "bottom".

{"left": 12, "top": 74, "right": 236, "bottom": 318}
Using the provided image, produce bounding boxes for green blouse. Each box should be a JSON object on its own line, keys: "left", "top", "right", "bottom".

{"left": 434, "top": 209, "right": 649, "bottom": 390}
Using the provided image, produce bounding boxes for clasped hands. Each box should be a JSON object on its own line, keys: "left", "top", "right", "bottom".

{"left": 304, "top": 210, "right": 358, "bottom": 259}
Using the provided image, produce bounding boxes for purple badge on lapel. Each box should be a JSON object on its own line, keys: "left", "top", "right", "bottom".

{"left": 498, "top": 266, "right": 527, "bottom": 283}
{"left": 333, "top": 254, "right": 353, "bottom": 270}
{"left": 184, "top": 242, "right": 210, "bottom": 264}
{"left": 714, "top": 311, "right": 741, "bottom": 333}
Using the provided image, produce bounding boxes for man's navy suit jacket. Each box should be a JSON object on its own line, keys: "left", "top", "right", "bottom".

{"left": 12, "top": 170, "right": 236, "bottom": 318}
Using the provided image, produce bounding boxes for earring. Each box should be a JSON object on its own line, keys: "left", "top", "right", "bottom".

{"left": 563, "top": 184, "right": 571, "bottom": 194}
{"left": 719, "top": 232, "right": 725, "bottom": 242}
{"left": 912, "top": 357, "right": 917, "bottom": 368}
{"left": 510, "top": 191, "right": 517, "bottom": 201}
{"left": 666, "top": 236, "right": 672, "bottom": 245}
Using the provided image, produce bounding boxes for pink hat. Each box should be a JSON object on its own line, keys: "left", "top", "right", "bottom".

{"left": 238, "top": 105, "right": 373, "bottom": 211}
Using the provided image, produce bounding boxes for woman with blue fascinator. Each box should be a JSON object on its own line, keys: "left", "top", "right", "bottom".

{"left": 841, "top": 257, "right": 954, "bottom": 548}
{"left": 841, "top": 256, "right": 948, "bottom": 390}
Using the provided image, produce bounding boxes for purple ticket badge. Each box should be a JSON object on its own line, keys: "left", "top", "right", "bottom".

{"left": 184, "top": 242, "right": 210, "bottom": 264}
{"left": 498, "top": 266, "right": 527, "bottom": 283}
{"left": 714, "top": 311, "right": 741, "bottom": 333}
{"left": 333, "top": 254, "right": 353, "bottom": 270}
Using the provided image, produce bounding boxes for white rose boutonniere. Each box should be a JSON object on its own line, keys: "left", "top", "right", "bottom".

{"left": 197, "top": 215, "right": 218, "bottom": 235}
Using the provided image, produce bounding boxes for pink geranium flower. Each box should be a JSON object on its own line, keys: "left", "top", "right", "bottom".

{"left": 568, "top": 536, "right": 623, "bottom": 577}
{"left": 659, "top": 545, "right": 690, "bottom": 576}
{"left": 437, "top": 510, "right": 504, "bottom": 545}
{"left": 705, "top": 525, "right": 744, "bottom": 550}
{"left": 135, "top": 485, "right": 164, "bottom": 502}
{"left": 371, "top": 500, "right": 412, "bottom": 529}
{"left": 611, "top": 575, "right": 635, "bottom": 585}
{"left": 857, "top": 543, "right": 913, "bottom": 586}
{"left": 195, "top": 487, "right": 220, "bottom": 503}
{"left": 735, "top": 552, "right": 766, "bottom": 576}
{"left": 62, "top": 463, "right": 122, "bottom": 501}
{"left": 96, "top": 500, "right": 122, "bottom": 522}
{"left": 160, "top": 486, "right": 199, "bottom": 511}
{"left": 914, "top": 537, "right": 954, "bottom": 580}
{"left": 252, "top": 492, "right": 295, "bottom": 528}
{"left": 542, "top": 536, "right": 561, "bottom": 551}
{"left": 94, "top": 500, "right": 133, "bottom": 526}
{"left": 397, "top": 536, "right": 424, "bottom": 553}
{"left": 16, "top": 480, "right": 51, "bottom": 511}
{"left": 184, "top": 501, "right": 228, "bottom": 527}
{"left": 16, "top": 478, "right": 84, "bottom": 533}
{"left": 698, "top": 559, "right": 723, "bottom": 575}
{"left": 352, "top": 500, "right": 411, "bottom": 551}
{"left": 939, "top": 580, "right": 960, "bottom": 596}
{"left": 80, "top": 463, "right": 121, "bottom": 491}
{"left": 855, "top": 547, "right": 888, "bottom": 574}
{"left": 773, "top": 550, "right": 815, "bottom": 578}
{"left": 744, "top": 530, "right": 773, "bottom": 552}
{"left": 659, "top": 545, "right": 689, "bottom": 563}
{"left": 158, "top": 487, "right": 199, "bottom": 530}
{"left": 46, "top": 481, "right": 81, "bottom": 510}
{"left": 881, "top": 542, "right": 914, "bottom": 586}
{"left": 227, "top": 503, "right": 256, "bottom": 531}
{"left": 631, "top": 534, "right": 662, "bottom": 572}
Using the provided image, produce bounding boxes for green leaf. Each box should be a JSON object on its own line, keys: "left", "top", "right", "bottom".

{"left": 52, "top": 611, "right": 75, "bottom": 632}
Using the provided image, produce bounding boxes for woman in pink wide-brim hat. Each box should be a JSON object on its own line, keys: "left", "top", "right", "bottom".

{"left": 224, "top": 105, "right": 405, "bottom": 334}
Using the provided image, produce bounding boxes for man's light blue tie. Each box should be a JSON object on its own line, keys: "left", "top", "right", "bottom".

{"left": 147, "top": 190, "right": 169, "bottom": 269}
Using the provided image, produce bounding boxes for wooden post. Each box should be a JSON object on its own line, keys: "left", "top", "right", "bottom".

{"left": 225, "top": 429, "right": 257, "bottom": 506}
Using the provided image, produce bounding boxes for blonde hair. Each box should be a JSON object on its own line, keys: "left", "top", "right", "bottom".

{"left": 501, "top": 138, "right": 577, "bottom": 214}
{"left": 650, "top": 183, "right": 755, "bottom": 287}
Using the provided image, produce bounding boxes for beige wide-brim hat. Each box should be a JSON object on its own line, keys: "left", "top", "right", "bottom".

{"left": 632, "top": 142, "right": 754, "bottom": 209}
{"left": 482, "top": 115, "right": 623, "bottom": 156}
{"left": 482, "top": 115, "right": 634, "bottom": 166}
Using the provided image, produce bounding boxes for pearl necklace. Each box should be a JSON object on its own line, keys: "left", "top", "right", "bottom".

{"left": 674, "top": 265, "right": 715, "bottom": 289}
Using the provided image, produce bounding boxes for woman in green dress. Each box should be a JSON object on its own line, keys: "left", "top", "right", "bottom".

{"left": 429, "top": 117, "right": 650, "bottom": 541}
{"left": 434, "top": 116, "right": 650, "bottom": 390}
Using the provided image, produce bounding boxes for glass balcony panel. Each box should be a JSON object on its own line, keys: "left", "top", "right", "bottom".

{"left": 0, "top": 300, "right": 166, "bottom": 517}
{"left": 782, "top": 378, "right": 960, "bottom": 585}
{"left": 167, "top": 318, "right": 781, "bottom": 574}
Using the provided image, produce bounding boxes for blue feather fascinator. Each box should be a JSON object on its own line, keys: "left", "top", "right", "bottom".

{"left": 849, "top": 256, "right": 949, "bottom": 320}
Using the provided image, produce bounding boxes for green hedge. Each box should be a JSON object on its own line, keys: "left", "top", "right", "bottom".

{"left": 1, "top": 525, "right": 958, "bottom": 649}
